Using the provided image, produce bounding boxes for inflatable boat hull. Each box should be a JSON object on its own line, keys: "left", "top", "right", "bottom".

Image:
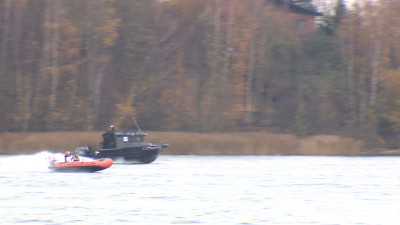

{"left": 49, "top": 158, "right": 113, "bottom": 172}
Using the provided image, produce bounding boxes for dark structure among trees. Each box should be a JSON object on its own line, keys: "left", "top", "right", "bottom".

{"left": 270, "top": 0, "right": 323, "bottom": 34}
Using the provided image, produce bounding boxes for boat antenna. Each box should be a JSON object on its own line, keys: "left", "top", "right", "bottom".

{"left": 132, "top": 117, "right": 141, "bottom": 131}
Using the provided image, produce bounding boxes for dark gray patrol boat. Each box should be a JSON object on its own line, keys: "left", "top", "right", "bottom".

{"left": 76, "top": 125, "right": 168, "bottom": 163}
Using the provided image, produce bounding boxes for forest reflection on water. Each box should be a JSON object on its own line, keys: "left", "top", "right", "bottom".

{"left": 1, "top": 153, "right": 400, "bottom": 224}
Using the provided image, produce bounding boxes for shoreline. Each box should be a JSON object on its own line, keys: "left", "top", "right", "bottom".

{"left": 0, "top": 131, "right": 397, "bottom": 156}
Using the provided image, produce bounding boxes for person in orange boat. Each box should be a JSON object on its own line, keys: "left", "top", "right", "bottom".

{"left": 72, "top": 154, "right": 80, "bottom": 162}
{"left": 64, "top": 151, "right": 71, "bottom": 163}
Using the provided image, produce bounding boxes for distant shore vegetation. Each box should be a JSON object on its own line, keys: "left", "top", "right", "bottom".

{"left": 0, "top": 131, "right": 390, "bottom": 156}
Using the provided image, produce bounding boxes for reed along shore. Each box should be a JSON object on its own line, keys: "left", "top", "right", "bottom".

{"left": 0, "top": 131, "right": 387, "bottom": 156}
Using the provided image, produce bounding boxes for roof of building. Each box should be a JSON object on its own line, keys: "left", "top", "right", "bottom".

{"left": 271, "top": 0, "right": 323, "bottom": 16}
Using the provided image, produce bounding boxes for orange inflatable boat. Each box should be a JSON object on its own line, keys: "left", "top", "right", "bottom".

{"left": 49, "top": 158, "right": 113, "bottom": 172}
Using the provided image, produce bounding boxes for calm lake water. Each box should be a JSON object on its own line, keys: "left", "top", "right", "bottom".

{"left": 1, "top": 153, "right": 400, "bottom": 224}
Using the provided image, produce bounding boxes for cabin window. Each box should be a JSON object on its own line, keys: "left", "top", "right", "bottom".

{"left": 294, "top": 19, "right": 306, "bottom": 30}
{"left": 120, "top": 135, "right": 144, "bottom": 142}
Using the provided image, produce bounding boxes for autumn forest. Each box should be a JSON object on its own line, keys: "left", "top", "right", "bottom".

{"left": 1, "top": 0, "right": 400, "bottom": 148}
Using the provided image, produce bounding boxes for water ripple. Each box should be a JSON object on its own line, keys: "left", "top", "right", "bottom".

{"left": 1, "top": 154, "right": 400, "bottom": 224}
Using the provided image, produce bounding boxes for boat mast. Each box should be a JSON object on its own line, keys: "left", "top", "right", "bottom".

{"left": 132, "top": 117, "right": 141, "bottom": 131}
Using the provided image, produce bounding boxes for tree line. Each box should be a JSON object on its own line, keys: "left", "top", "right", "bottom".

{"left": 1, "top": 0, "right": 400, "bottom": 148}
